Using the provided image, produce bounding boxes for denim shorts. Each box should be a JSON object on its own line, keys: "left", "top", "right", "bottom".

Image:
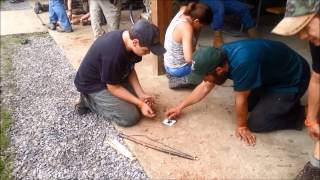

{"left": 165, "top": 64, "right": 192, "bottom": 77}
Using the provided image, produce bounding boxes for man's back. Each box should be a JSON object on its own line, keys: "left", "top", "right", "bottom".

{"left": 74, "top": 30, "right": 141, "bottom": 94}
{"left": 222, "top": 39, "right": 309, "bottom": 92}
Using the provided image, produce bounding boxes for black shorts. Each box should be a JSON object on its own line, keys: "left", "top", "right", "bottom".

{"left": 310, "top": 42, "right": 320, "bottom": 74}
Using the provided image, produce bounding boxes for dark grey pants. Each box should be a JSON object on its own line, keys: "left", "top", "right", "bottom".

{"left": 247, "top": 91, "right": 305, "bottom": 132}
{"left": 85, "top": 83, "right": 140, "bottom": 127}
{"left": 247, "top": 64, "right": 310, "bottom": 132}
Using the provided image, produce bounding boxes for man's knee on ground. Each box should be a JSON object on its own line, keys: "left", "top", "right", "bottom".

{"left": 113, "top": 108, "right": 141, "bottom": 127}
{"left": 247, "top": 113, "right": 270, "bottom": 132}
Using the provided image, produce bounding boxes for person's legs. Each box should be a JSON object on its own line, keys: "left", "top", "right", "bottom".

{"left": 247, "top": 91, "right": 305, "bottom": 132}
{"left": 98, "top": 0, "right": 120, "bottom": 32}
{"left": 223, "top": 0, "right": 257, "bottom": 37}
{"left": 201, "top": 0, "right": 224, "bottom": 30}
{"left": 296, "top": 43, "right": 320, "bottom": 180}
{"left": 48, "top": 0, "right": 58, "bottom": 29}
{"left": 296, "top": 141, "right": 320, "bottom": 180}
{"left": 247, "top": 88, "right": 263, "bottom": 112}
{"left": 75, "top": 92, "right": 91, "bottom": 115}
{"left": 34, "top": 1, "right": 44, "bottom": 14}
{"left": 165, "top": 64, "right": 200, "bottom": 89}
{"left": 223, "top": 0, "right": 255, "bottom": 29}
{"left": 85, "top": 84, "right": 141, "bottom": 127}
{"left": 50, "top": 0, "right": 72, "bottom": 31}
{"left": 201, "top": 0, "right": 224, "bottom": 47}
{"left": 248, "top": 60, "right": 310, "bottom": 132}
{"left": 89, "top": 0, "right": 104, "bottom": 38}
{"left": 166, "top": 74, "right": 198, "bottom": 89}
{"left": 165, "top": 64, "right": 192, "bottom": 77}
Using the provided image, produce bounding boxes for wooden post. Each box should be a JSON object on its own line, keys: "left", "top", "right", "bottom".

{"left": 151, "top": 0, "right": 173, "bottom": 75}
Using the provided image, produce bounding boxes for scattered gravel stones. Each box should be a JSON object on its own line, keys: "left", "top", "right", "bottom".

{"left": 5, "top": 34, "right": 148, "bottom": 179}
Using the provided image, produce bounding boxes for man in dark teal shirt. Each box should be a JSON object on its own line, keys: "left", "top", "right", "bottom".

{"left": 166, "top": 39, "right": 310, "bottom": 146}
{"left": 224, "top": 39, "right": 309, "bottom": 93}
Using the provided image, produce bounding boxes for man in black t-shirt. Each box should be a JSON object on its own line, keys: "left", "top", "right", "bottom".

{"left": 74, "top": 20, "right": 166, "bottom": 127}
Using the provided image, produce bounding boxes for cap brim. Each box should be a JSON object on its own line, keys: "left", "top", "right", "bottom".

{"left": 272, "top": 13, "right": 315, "bottom": 36}
{"left": 188, "top": 72, "right": 204, "bottom": 85}
{"left": 149, "top": 43, "right": 166, "bottom": 55}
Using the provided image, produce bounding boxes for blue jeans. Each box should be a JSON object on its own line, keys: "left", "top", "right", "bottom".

{"left": 49, "top": 0, "right": 72, "bottom": 30}
{"left": 200, "top": 0, "right": 255, "bottom": 30}
{"left": 165, "top": 64, "right": 192, "bottom": 77}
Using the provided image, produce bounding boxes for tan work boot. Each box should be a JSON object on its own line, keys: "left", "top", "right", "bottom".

{"left": 247, "top": 27, "right": 257, "bottom": 38}
{"left": 213, "top": 31, "right": 224, "bottom": 48}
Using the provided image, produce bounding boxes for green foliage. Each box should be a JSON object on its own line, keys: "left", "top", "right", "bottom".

{"left": 0, "top": 35, "right": 26, "bottom": 76}
{"left": 0, "top": 35, "right": 24, "bottom": 180}
{"left": 0, "top": 109, "right": 11, "bottom": 150}
{"left": 0, "top": 107, "right": 12, "bottom": 180}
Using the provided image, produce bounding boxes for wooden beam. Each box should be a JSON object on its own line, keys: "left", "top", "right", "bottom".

{"left": 151, "top": 0, "right": 173, "bottom": 75}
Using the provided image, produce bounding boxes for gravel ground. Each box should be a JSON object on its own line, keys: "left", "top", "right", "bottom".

{"left": 3, "top": 33, "right": 148, "bottom": 179}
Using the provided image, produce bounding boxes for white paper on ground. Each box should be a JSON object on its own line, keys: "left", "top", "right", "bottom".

{"left": 162, "top": 118, "right": 177, "bottom": 126}
{"left": 105, "top": 138, "right": 136, "bottom": 161}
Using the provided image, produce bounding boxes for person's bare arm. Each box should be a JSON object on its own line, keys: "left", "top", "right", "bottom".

{"left": 80, "top": 12, "right": 90, "bottom": 21}
{"left": 107, "top": 83, "right": 155, "bottom": 118}
{"left": 306, "top": 71, "right": 320, "bottom": 140}
{"left": 107, "top": 84, "right": 141, "bottom": 106}
{"left": 165, "top": 81, "right": 215, "bottom": 119}
{"left": 128, "top": 69, "right": 144, "bottom": 97}
{"left": 175, "top": 23, "right": 194, "bottom": 64}
{"left": 67, "top": 0, "right": 72, "bottom": 20}
{"left": 193, "top": 28, "right": 201, "bottom": 50}
{"left": 235, "top": 91, "right": 250, "bottom": 127}
{"left": 128, "top": 69, "right": 155, "bottom": 105}
{"left": 234, "top": 90, "right": 256, "bottom": 146}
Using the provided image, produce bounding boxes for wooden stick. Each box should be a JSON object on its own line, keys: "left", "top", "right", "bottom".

{"left": 119, "top": 133, "right": 197, "bottom": 160}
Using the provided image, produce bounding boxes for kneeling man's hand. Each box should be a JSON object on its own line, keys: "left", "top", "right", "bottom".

{"left": 140, "top": 102, "right": 156, "bottom": 118}
{"left": 235, "top": 126, "right": 256, "bottom": 146}
{"left": 165, "top": 106, "right": 182, "bottom": 120}
{"left": 139, "top": 93, "right": 155, "bottom": 107}
{"left": 307, "top": 122, "right": 320, "bottom": 141}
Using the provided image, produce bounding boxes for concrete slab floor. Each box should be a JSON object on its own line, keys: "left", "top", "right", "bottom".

{"left": 0, "top": 9, "right": 47, "bottom": 35}
{"left": 2, "top": 2, "right": 315, "bottom": 178}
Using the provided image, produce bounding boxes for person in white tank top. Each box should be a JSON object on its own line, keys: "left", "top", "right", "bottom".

{"left": 163, "top": 1, "right": 212, "bottom": 88}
